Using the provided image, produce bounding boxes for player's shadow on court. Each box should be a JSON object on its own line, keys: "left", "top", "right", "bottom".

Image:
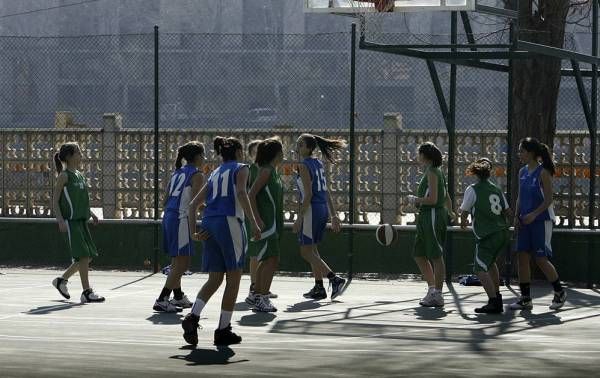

{"left": 146, "top": 313, "right": 183, "bottom": 325}
{"left": 170, "top": 346, "right": 248, "bottom": 366}
{"left": 413, "top": 306, "right": 450, "bottom": 320}
{"left": 285, "top": 300, "right": 331, "bottom": 313}
{"left": 238, "top": 312, "right": 276, "bottom": 327}
{"left": 25, "top": 300, "right": 83, "bottom": 315}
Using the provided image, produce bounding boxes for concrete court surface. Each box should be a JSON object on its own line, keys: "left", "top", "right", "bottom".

{"left": 0, "top": 268, "right": 599, "bottom": 378}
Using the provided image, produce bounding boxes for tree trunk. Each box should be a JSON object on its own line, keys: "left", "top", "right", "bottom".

{"left": 508, "top": 0, "right": 570, "bottom": 205}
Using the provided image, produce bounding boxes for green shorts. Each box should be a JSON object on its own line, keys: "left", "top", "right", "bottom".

{"left": 64, "top": 220, "right": 98, "bottom": 262}
{"left": 473, "top": 230, "right": 509, "bottom": 273}
{"left": 247, "top": 234, "right": 280, "bottom": 262}
{"left": 413, "top": 207, "right": 447, "bottom": 260}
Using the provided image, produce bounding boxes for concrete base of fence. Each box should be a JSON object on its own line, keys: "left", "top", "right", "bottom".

{"left": 0, "top": 220, "right": 598, "bottom": 286}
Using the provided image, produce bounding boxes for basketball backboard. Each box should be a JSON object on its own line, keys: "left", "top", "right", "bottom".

{"left": 304, "top": 0, "right": 476, "bottom": 13}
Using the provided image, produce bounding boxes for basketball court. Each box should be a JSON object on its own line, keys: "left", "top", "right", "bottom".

{"left": 1, "top": 268, "right": 599, "bottom": 377}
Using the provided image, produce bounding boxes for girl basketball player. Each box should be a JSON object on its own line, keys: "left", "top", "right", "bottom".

{"left": 294, "top": 133, "right": 346, "bottom": 300}
{"left": 182, "top": 137, "right": 261, "bottom": 346}
{"left": 153, "top": 141, "right": 208, "bottom": 313}
{"left": 459, "top": 158, "right": 510, "bottom": 313}
{"left": 408, "top": 142, "right": 455, "bottom": 308}
{"left": 509, "top": 137, "right": 566, "bottom": 311}
{"left": 246, "top": 138, "right": 284, "bottom": 312}
{"left": 246, "top": 139, "right": 262, "bottom": 299}
{"left": 51, "top": 142, "right": 105, "bottom": 303}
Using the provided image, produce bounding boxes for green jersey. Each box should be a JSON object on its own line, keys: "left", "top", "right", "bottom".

{"left": 59, "top": 169, "right": 91, "bottom": 221}
{"left": 251, "top": 164, "right": 284, "bottom": 238}
{"left": 459, "top": 179, "right": 509, "bottom": 239}
{"left": 417, "top": 166, "right": 447, "bottom": 209}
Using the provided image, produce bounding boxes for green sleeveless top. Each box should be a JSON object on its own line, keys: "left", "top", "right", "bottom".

{"left": 59, "top": 169, "right": 91, "bottom": 221}
{"left": 417, "top": 166, "right": 447, "bottom": 209}
{"left": 249, "top": 164, "right": 283, "bottom": 239}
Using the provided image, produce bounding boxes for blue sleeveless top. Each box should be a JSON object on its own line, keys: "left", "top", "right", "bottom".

{"left": 518, "top": 164, "right": 555, "bottom": 222}
{"left": 203, "top": 161, "right": 247, "bottom": 220}
{"left": 295, "top": 157, "right": 328, "bottom": 205}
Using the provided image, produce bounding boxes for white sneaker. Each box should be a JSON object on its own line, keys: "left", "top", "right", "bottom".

{"left": 549, "top": 291, "right": 567, "bottom": 310}
{"left": 153, "top": 297, "right": 180, "bottom": 312}
{"left": 170, "top": 295, "right": 193, "bottom": 308}
{"left": 420, "top": 290, "right": 444, "bottom": 307}
{"left": 81, "top": 288, "right": 105, "bottom": 303}
{"left": 419, "top": 289, "right": 434, "bottom": 306}
{"left": 245, "top": 292, "right": 257, "bottom": 306}
{"left": 254, "top": 295, "right": 277, "bottom": 313}
{"left": 52, "top": 277, "right": 70, "bottom": 299}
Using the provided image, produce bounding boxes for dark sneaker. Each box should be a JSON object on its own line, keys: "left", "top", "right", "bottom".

{"left": 549, "top": 290, "right": 567, "bottom": 310}
{"left": 329, "top": 276, "right": 347, "bottom": 300}
{"left": 182, "top": 313, "right": 200, "bottom": 345}
{"left": 214, "top": 324, "right": 242, "bottom": 346}
{"left": 80, "top": 288, "right": 105, "bottom": 303}
{"left": 303, "top": 285, "right": 327, "bottom": 300}
{"left": 52, "top": 277, "right": 70, "bottom": 299}
{"left": 509, "top": 297, "right": 533, "bottom": 311}
{"left": 475, "top": 298, "right": 503, "bottom": 314}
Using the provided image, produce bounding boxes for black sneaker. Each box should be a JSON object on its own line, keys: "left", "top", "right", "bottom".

{"left": 214, "top": 324, "right": 242, "bottom": 346}
{"left": 329, "top": 276, "right": 347, "bottom": 300}
{"left": 475, "top": 297, "right": 503, "bottom": 314}
{"left": 182, "top": 313, "right": 200, "bottom": 345}
{"left": 509, "top": 297, "right": 533, "bottom": 311}
{"left": 303, "top": 285, "right": 327, "bottom": 300}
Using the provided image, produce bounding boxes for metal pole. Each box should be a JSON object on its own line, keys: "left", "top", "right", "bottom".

{"left": 446, "top": 12, "right": 457, "bottom": 284}
{"left": 588, "top": 0, "right": 598, "bottom": 288}
{"left": 153, "top": 25, "right": 160, "bottom": 274}
{"left": 505, "top": 21, "right": 515, "bottom": 286}
{"left": 348, "top": 23, "right": 357, "bottom": 281}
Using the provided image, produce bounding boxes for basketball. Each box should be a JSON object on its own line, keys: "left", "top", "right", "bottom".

{"left": 375, "top": 223, "right": 396, "bottom": 246}
{"left": 373, "top": 0, "right": 395, "bottom": 12}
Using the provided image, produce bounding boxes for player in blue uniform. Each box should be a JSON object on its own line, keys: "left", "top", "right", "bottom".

{"left": 509, "top": 137, "right": 567, "bottom": 311}
{"left": 154, "top": 141, "right": 207, "bottom": 313}
{"left": 182, "top": 136, "right": 261, "bottom": 346}
{"left": 293, "top": 133, "right": 347, "bottom": 301}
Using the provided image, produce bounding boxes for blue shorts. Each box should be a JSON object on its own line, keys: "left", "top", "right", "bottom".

{"left": 201, "top": 216, "right": 247, "bottom": 272}
{"left": 516, "top": 220, "right": 553, "bottom": 257}
{"left": 298, "top": 203, "right": 328, "bottom": 246}
{"left": 162, "top": 213, "right": 194, "bottom": 257}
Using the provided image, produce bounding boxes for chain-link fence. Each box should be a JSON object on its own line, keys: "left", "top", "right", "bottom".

{"left": 0, "top": 30, "right": 597, "bottom": 230}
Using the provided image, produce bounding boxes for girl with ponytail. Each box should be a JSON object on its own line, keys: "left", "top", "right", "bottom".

{"left": 183, "top": 136, "right": 261, "bottom": 346}
{"left": 51, "top": 142, "right": 104, "bottom": 303}
{"left": 509, "top": 137, "right": 566, "bottom": 311}
{"left": 293, "top": 133, "right": 347, "bottom": 300}
{"left": 154, "top": 141, "right": 207, "bottom": 313}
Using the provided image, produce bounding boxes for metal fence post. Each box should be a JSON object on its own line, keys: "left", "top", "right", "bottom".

{"left": 348, "top": 23, "right": 357, "bottom": 280}
{"left": 153, "top": 25, "right": 160, "bottom": 274}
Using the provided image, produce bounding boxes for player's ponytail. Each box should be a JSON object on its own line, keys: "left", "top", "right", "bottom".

{"left": 519, "top": 137, "right": 556, "bottom": 176}
{"left": 300, "top": 133, "right": 346, "bottom": 163}
{"left": 54, "top": 142, "right": 80, "bottom": 174}
{"left": 213, "top": 136, "right": 242, "bottom": 161}
{"left": 175, "top": 141, "right": 205, "bottom": 169}
{"left": 255, "top": 137, "right": 283, "bottom": 166}
{"left": 539, "top": 143, "right": 556, "bottom": 176}
{"left": 175, "top": 147, "right": 184, "bottom": 170}
{"left": 54, "top": 152, "right": 63, "bottom": 173}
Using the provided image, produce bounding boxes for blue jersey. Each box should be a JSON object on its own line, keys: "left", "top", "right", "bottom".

{"left": 296, "top": 157, "right": 328, "bottom": 204}
{"left": 164, "top": 164, "right": 199, "bottom": 218}
{"left": 203, "top": 161, "right": 247, "bottom": 220}
{"left": 518, "top": 164, "right": 555, "bottom": 222}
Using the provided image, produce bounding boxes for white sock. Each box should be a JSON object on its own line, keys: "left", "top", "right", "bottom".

{"left": 218, "top": 310, "right": 233, "bottom": 330}
{"left": 191, "top": 299, "right": 206, "bottom": 316}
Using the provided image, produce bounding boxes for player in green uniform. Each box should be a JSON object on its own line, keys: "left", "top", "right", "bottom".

{"left": 460, "top": 158, "right": 510, "bottom": 313}
{"left": 245, "top": 140, "right": 262, "bottom": 299}
{"left": 246, "top": 138, "right": 284, "bottom": 312}
{"left": 408, "top": 142, "right": 455, "bottom": 307}
{"left": 51, "top": 143, "right": 105, "bottom": 303}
